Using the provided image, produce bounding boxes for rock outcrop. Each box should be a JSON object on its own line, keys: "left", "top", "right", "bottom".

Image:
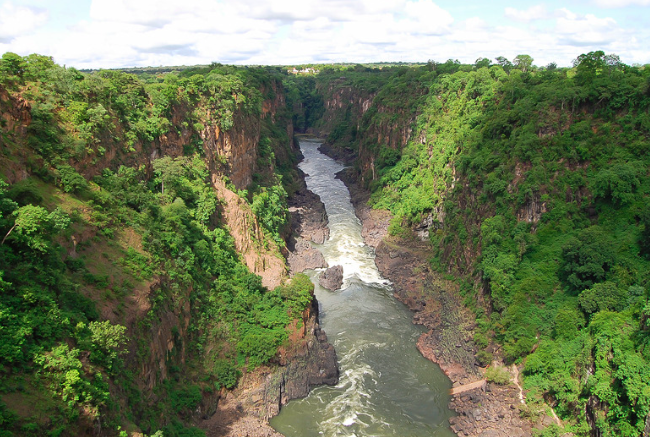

{"left": 199, "top": 168, "right": 339, "bottom": 437}
{"left": 319, "top": 265, "right": 343, "bottom": 291}
{"left": 200, "top": 294, "right": 338, "bottom": 437}
{"left": 287, "top": 239, "right": 327, "bottom": 274}
{"left": 287, "top": 176, "right": 330, "bottom": 275}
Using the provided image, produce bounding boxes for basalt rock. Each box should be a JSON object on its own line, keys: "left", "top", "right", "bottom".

{"left": 287, "top": 171, "right": 330, "bottom": 275}
{"left": 319, "top": 265, "right": 343, "bottom": 291}
{"left": 200, "top": 296, "right": 338, "bottom": 437}
{"left": 287, "top": 239, "right": 328, "bottom": 274}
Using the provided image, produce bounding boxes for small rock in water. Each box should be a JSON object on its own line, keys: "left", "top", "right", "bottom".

{"left": 319, "top": 265, "right": 343, "bottom": 290}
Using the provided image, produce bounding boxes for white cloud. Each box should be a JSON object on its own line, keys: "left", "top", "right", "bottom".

{"left": 592, "top": 0, "right": 650, "bottom": 7}
{"left": 403, "top": 0, "right": 454, "bottom": 35}
{"left": 0, "top": 0, "right": 648, "bottom": 68}
{"left": 504, "top": 5, "right": 549, "bottom": 22}
{"left": 555, "top": 8, "right": 624, "bottom": 45}
{"left": 0, "top": 1, "right": 48, "bottom": 43}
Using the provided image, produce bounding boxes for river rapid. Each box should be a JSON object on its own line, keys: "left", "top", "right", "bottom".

{"left": 270, "top": 139, "right": 455, "bottom": 437}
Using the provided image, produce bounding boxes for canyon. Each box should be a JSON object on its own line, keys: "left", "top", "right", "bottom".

{"left": 2, "top": 55, "right": 649, "bottom": 437}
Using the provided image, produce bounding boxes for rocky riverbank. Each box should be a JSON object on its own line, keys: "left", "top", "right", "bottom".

{"left": 286, "top": 171, "right": 329, "bottom": 275}
{"left": 334, "top": 164, "right": 534, "bottom": 437}
{"left": 199, "top": 298, "right": 338, "bottom": 437}
{"left": 199, "top": 165, "right": 338, "bottom": 437}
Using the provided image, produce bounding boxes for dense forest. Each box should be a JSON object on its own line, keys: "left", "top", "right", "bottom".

{"left": 0, "top": 53, "right": 313, "bottom": 436}
{"left": 290, "top": 53, "right": 650, "bottom": 436}
{"left": 1, "top": 50, "right": 649, "bottom": 437}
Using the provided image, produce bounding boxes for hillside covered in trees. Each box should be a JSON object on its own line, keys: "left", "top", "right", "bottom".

{"left": 1, "top": 50, "right": 649, "bottom": 437}
{"left": 0, "top": 53, "right": 316, "bottom": 436}
{"left": 289, "top": 53, "right": 650, "bottom": 436}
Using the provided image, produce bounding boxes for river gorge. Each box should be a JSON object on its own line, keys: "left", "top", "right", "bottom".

{"left": 271, "top": 139, "right": 455, "bottom": 437}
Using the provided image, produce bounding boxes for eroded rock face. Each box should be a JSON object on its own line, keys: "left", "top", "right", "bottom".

{"left": 448, "top": 384, "right": 531, "bottom": 437}
{"left": 288, "top": 181, "right": 330, "bottom": 245}
{"left": 279, "top": 306, "right": 339, "bottom": 402}
{"left": 287, "top": 172, "right": 330, "bottom": 275}
{"left": 199, "top": 297, "right": 338, "bottom": 437}
{"left": 287, "top": 239, "right": 328, "bottom": 274}
{"left": 319, "top": 265, "right": 343, "bottom": 291}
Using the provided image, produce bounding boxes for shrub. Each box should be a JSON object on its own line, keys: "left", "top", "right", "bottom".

{"left": 212, "top": 360, "right": 240, "bottom": 390}
{"left": 560, "top": 226, "right": 616, "bottom": 292}
{"left": 55, "top": 165, "right": 88, "bottom": 194}
{"left": 170, "top": 385, "right": 202, "bottom": 414}
{"left": 485, "top": 365, "right": 511, "bottom": 385}
{"left": 476, "top": 350, "right": 494, "bottom": 367}
{"left": 578, "top": 281, "right": 627, "bottom": 314}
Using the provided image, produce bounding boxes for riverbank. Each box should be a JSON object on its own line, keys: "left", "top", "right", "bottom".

{"left": 199, "top": 162, "right": 338, "bottom": 437}
{"left": 333, "top": 162, "right": 535, "bottom": 437}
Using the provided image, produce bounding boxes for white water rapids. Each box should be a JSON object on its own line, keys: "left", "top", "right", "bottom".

{"left": 270, "top": 139, "right": 455, "bottom": 437}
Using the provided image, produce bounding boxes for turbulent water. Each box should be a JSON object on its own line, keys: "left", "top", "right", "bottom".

{"left": 270, "top": 139, "right": 455, "bottom": 437}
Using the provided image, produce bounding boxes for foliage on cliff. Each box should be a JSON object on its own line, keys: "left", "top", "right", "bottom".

{"left": 0, "top": 53, "right": 311, "bottom": 436}
{"left": 300, "top": 54, "right": 650, "bottom": 436}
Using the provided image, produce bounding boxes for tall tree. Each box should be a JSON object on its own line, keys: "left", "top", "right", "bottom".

{"left": 513, "top": 54, "right": 534, "bottom": 73}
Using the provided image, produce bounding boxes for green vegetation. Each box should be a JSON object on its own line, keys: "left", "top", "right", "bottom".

{"left": 296, "top": 53, "right": 650, "bottom": 436}
{"left": 3, "top": 48, "right": 648, "bottom": 437}
{"left": 485, "top": 365, "right": 511, "bottom": 385}
{"left": 0, "top": 53, "right": 312, "bottom": 436}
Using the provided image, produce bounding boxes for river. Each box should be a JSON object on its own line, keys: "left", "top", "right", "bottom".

{"left": 270, "top": 139, "right": 455, "bottom": 437}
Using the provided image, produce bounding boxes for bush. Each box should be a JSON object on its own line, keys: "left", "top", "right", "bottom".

{"left": 277, "top": 273, "right": 314, "bottom": 317}
{"left": 485, "top": 365, "right": 511, "bottom": 385}
{"left": 560, "top": 226, "right": 616, "bottom": 292}
{"left": 578, "top": 281, "right": 627, "bottom": 314}
{"left": 170, "top": 385, "right": 202, "bottom": 414}
{"left": 476, "top": 350, "right": 494, "bottom": 367}
{"left": 55, "top": 165, "right": 88, "bottom": 194}
{"left": 592, "top": 162, "right": 642, "bottom": 205}
{"left": 212, "top": 360, "right": 240, "bottom": 390}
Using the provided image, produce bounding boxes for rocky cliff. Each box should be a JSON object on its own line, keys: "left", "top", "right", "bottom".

{"left": 0, "top": 59, "right": 336, "bottom": 437}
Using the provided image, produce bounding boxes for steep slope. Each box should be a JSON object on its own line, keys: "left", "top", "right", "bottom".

{"left": 297, "top": 56, "right": 650, "bottom": 436}
{"left": 0, "top": 54, "right": 335, "bottom": 437}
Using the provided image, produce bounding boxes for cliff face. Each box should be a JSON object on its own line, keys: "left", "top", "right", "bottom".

{"left": 305, "top": 69, "right": 429, "bottom": 184}
{"left": 1, "top": 76, "right": 291, "bottom": 289}
{"left": 306, "top": 79, "right": 376, "bottom": 145}
{"left": 0, "top": 62, "right": 335, "bottom": 437}
{"left": 355, "top": 100, "right": 419, "bottom": 185}
{"left": 302, "top": 62, "right": 650, "bottom": 437}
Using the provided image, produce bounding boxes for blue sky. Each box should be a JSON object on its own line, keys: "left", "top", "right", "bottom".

{"left": 1, "top": 0, "right": 649, "bottom": 69}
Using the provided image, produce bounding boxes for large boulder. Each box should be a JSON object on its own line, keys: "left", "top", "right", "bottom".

{"left": 319, "top": 265, "right": 343, "bottom": 291}
{"left": 287, "top": 239, "right": 328, "bottom": 274}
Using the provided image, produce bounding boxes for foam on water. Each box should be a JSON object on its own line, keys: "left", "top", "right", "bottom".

{"left": 299, "top": 140, "right": 388, "bottom": 287}
{"left": 270, "top": 140, "right": 454, "bottom": 437}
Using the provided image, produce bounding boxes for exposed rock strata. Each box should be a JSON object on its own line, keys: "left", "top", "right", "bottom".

{"left": 286, "top": 177, "right": 330, "bottom": 275}
{"left": 199, "top": 171, "right": 338, "bottom": 437}
{"left": 334, "top": 164, "right": 534, "bottom": 437}
{"left": 212, "top": 177, "right": 287, "bottom": 289}
{"left": 287, "top": 239, "right": 327, "bottom": 274}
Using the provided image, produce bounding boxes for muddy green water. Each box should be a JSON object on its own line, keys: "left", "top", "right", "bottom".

{"left": 270, "top": 139, "right": 455, "bottom": 437}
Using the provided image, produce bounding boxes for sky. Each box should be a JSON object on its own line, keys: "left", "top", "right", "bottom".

{"left": 0, "top": 0, "right": 649, "bottom": 69}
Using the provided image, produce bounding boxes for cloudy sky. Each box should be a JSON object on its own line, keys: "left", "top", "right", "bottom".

{"left": 1, "top": 0, "right": 649, "bottom": 69}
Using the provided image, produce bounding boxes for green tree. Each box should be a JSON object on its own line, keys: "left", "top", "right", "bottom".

{"left": 640, "top": 207, "right": 650, "bottom": 258}
{"left": 0, "top": 52, "right": 25, "bottom": 82}
{"left": 579, "top": 281, "right": 627, "bottom": 314}
{"left": 1, "top": 205, "right": 69, "bottom": 251}
{"left": 513, "top": 54, "right": 534, "bottom": 73}
{"left": 560, "top": 227, "right": 616, "bottom": 292}
{"left": 495, "top": 56, "right": 513, "bottom": 72}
